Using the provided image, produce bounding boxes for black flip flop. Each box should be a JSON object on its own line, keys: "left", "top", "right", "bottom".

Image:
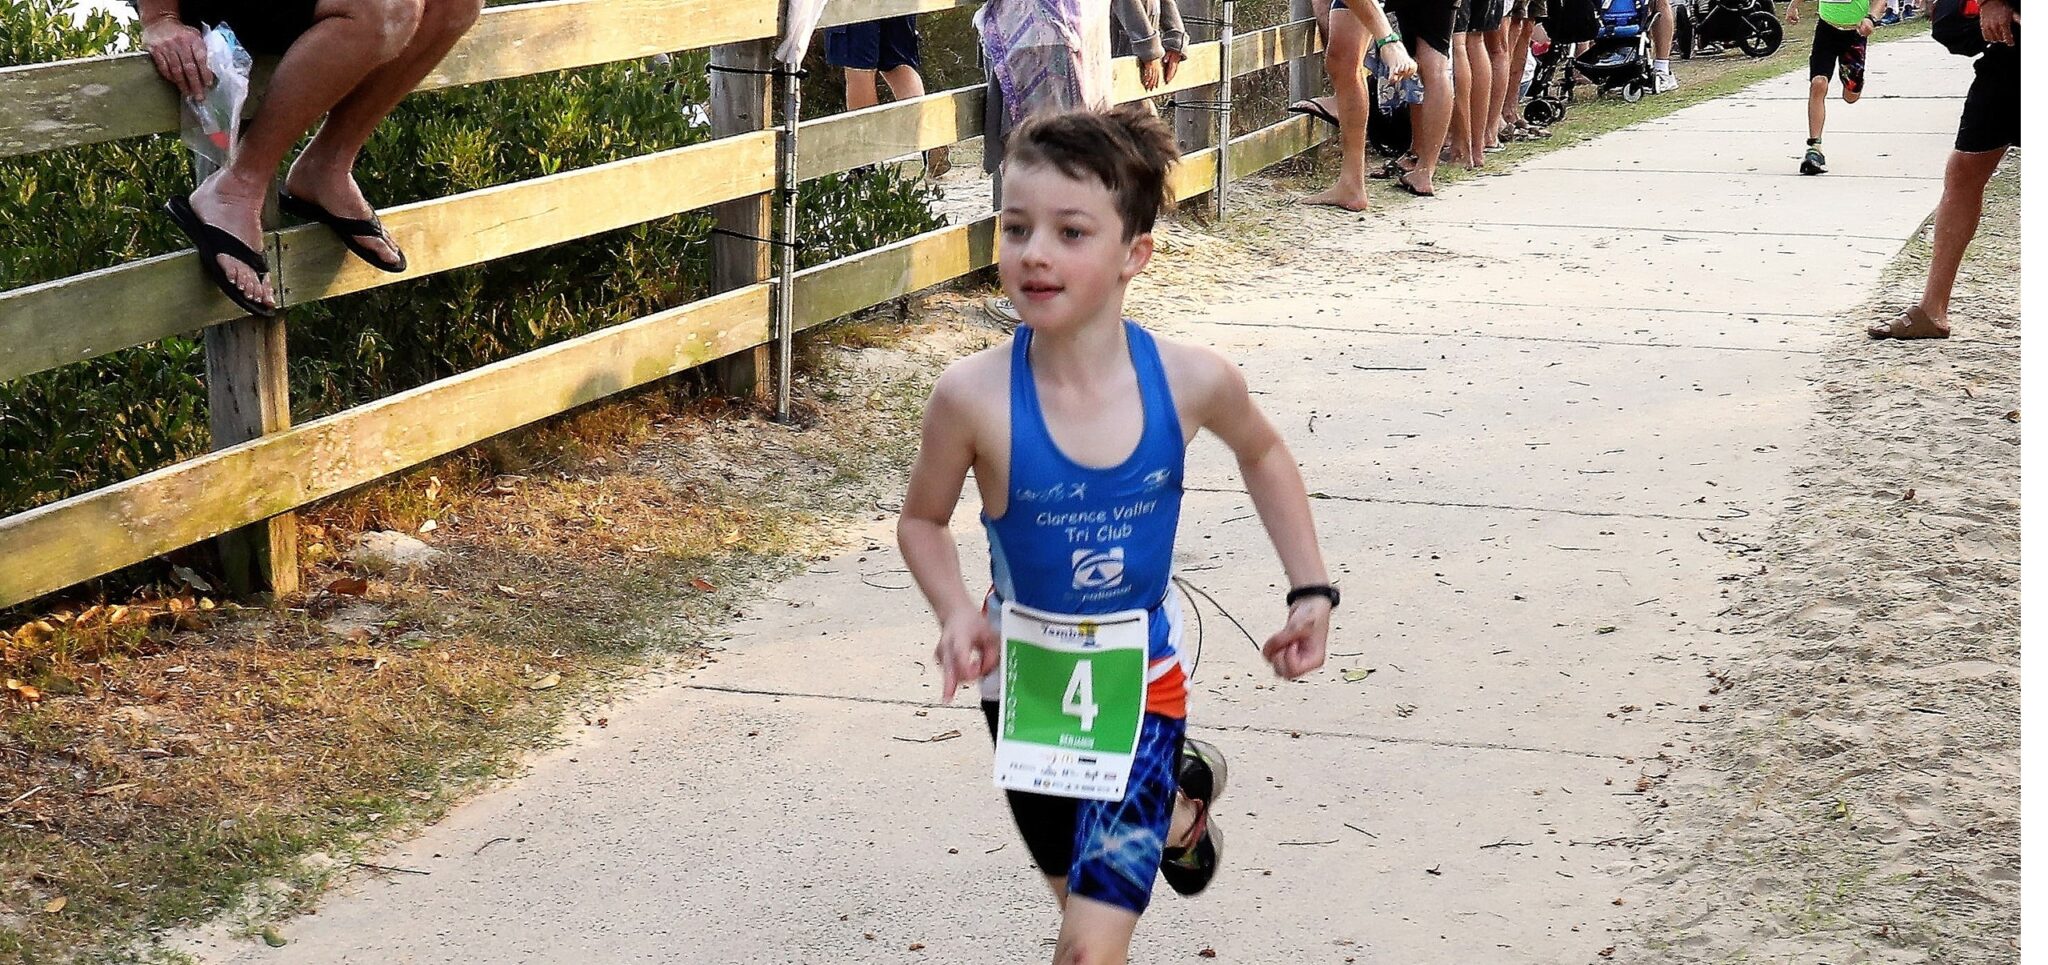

{"left": 279, "top": 190, "right": 407, "bottom": 273}
{"left": 165, "top": 194, "right": 276, "bottom": 318}
{"left": 1394, "top": 170, "right": 1437, "bottom": 197}
{"left": 1285, "top": 98, "right": 1341, "bottom": 127}
{"left": 1369, "top": 154, "right": 1420, "bottom": 180}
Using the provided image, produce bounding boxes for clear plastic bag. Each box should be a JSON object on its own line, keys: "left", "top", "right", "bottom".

{"left": 178, "top": 24, "right": 253, "bottom": 183}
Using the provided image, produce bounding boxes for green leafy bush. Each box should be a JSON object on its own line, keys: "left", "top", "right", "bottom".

{"left": 0, "top": 0, "right": 943, "bottom": 516}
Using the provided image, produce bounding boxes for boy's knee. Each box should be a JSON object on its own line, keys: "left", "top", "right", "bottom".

{"left": 1808, "top": 76, "right": 1830, "bottom": 95}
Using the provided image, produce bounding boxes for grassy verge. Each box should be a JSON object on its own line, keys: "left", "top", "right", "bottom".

{"left": 0, "top": 312, "right": 1002, "bottom": 962}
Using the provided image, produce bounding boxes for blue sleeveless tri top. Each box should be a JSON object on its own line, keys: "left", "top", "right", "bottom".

{"left": 980, "top": 321, "right": 1190, "bottom": 712}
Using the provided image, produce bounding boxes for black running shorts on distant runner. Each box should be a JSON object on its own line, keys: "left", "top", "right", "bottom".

{"left": 1810, "top": 20, "right": 1870, "bottom": 95}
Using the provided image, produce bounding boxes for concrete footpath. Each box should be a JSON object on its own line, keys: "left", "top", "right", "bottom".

{"left": 179, "top": 39, "right": 1974, "bottom": 964}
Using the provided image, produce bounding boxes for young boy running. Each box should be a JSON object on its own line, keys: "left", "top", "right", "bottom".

{"left": 1788, "top": 0, "right": 1888, "bottom": 174}
{"left": 897, "top": 106, "right": 1336, "bottom": 965}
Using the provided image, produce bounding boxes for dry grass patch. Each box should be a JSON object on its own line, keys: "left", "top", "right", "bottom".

{"left": 0, "top": 308, "right": 1003, "bottom": 961}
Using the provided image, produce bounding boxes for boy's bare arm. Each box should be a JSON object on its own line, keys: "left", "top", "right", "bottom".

{"left": 897, "top": 374, "right": 1000, "bottom": 699}
{"left": 1184, "top": 348, "right": 1334, "bottom": 679}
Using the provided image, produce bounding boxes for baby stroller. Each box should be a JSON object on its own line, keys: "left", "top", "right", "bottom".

{"left": 1522, "top": 41, "right": 1573, "bottom": 125}
{"left": 1676, "top": 0, "right": 1785, "bottom": 57}
{"left": 1575, "top": 0, "right": 1663, "bottom": 101}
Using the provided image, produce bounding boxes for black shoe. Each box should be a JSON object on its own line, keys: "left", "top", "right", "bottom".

{"left": 1800, "top": 146, "right": 1827, "bottom": 175}
{"left": 1160, "top": 738, "right": 1228, "bottom": 896}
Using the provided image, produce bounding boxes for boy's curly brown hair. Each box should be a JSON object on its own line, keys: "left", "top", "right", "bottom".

{"left": 1004, "top": 105, "right": 1182, "bottom": 241}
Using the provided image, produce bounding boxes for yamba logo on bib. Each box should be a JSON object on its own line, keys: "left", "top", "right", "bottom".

{"left": 1070, "top": 547, "right": 1126, "bottom": 590}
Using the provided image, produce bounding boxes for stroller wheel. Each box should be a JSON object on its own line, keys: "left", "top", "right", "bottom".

{"left": 1738, "top": 14, "right": 1785, "bottom": 56}
{"left": 1525, "top": 99, "right": 1564, "bottom": 125}
{"left": 1621, "top": 81, "right": 1646, "bottom": 103}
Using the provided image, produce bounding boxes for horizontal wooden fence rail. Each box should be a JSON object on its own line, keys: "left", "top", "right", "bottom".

{"left": 0, "top": 12, "right": 1327, "bottom": 607}
{"left": 0, "top": 0, "right": 780, "bottom": 160}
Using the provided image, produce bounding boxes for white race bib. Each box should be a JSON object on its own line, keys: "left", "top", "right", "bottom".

{"left": 993, "top": 601, "right": 1149, "bottom": 801}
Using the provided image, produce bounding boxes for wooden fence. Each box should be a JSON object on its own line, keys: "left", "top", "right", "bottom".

{"left": 0, "top": 0, "right": 1326, "bottom": 609}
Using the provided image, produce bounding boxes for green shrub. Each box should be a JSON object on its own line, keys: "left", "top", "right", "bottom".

{"left": 0, "top": 0, "right": 942, "bottom": 518}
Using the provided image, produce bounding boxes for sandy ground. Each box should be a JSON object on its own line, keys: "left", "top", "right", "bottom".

{"left": 1620, "top": 161, "right": 2021, "bottom": 963}
{"left": 165, "top": 38, "right": 2010, "bottom": 965}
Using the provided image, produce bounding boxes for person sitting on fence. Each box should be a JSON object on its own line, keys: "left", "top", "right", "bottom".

{"left": 138, "top": 0, "right": 485, "bottom": 317}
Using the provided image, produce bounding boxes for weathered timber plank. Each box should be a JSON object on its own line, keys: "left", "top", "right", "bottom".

{"left": 791, "top": 215, "right": 997, "bottom": 330}
{"left": 279, "top": 129, "right": 776, "bottom": 304}
{"left": 817, "top": 0, "right": 979, "bottom": 29}
{"left": 1233, "top": 19, "right": 1324, "bottom": 76}
{"left": 0, "top": 131, "right": 773, "bottom": 383}
{"left": 0, "top": 0, "right": 776, "bottom": 158}
{"left": 0, "top": 284, "right": 773, "bottom": 608}
{"left": 1166, "top": 113, "right": 1327, "bottom": 201}
{"left": 1112, "top": 38, "right": 1224, "bottom": 105}
{"left": 796, "top": 86, "right": 986, "bottom": 181}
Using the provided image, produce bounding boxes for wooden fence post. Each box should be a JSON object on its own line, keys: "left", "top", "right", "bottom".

{"left": 1174, "top": 0, "right": 1220, "bottom": 212}
{"left": 204, "top": 286, "right": 299, "bottom": 598}
{"left": 1288, "top": 0, "right": 1319, "bottom": 106}
{"left": 708, "top": 34, "right": 776, "bottom": 403}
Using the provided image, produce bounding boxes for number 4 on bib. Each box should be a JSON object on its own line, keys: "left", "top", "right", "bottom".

{"left": 1062, "top": 661, "right": 1099, "bottom": 732}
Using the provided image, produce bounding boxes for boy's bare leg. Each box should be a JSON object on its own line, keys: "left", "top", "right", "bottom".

{"left": 1052, "top": 894, "right": 1141, "bottom": 965}
{"left": 1808, "top": 75, "right": 1828, "bottom": 140}
{"left": 284, "top": 0, "right": 483, "bottom": 268}
{"left": 1302, "top": 11, "right": 1372, "bottom": 209}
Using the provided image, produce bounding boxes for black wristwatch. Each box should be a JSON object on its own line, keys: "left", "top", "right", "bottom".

{"left": 1286, "top": 584, "right": 1340, "bottom": 609}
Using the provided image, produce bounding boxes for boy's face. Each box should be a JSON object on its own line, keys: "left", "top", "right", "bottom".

{"left": 998, "top": 161, "right": 1154, "bottom": 335}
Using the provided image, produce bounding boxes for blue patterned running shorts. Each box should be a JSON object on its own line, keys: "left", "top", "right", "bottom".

{"left": 980, "top": 702, "right": 1186, "bottom": 914}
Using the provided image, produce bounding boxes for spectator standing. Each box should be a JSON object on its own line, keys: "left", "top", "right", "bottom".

{"left": 824, "top": 15, "right": 949, "bottom": 175}
{"left": 1870, "top": 0, "right": 2020, "bottom": 339}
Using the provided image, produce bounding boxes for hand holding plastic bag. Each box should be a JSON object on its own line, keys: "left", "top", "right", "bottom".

{"left": 178, "top": 25, "right": 253, "bottom": 182}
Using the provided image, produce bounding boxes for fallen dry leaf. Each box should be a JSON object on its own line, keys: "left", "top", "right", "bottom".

{"left": 1902, "top": 488, "right": 1916, "bottom": 501}
{"left": 496, "top": 584, "right": 526, "bottom": 598}
{"left": 327, "top": 577, "right": 369, "bottom": 596}
{"left": 42, "top": 896, "right": 65, "bottom": 914}
{"left": 1598, "top": 947, "right": 1615, "bottom": 958}
{"left": 1199, "top": 949, "right": 1217, "bottom": 959}
{"left": 1341, "top": 668, "right": 1375, "bottom": 682}
{"left": 87, "top": 782, "right": 138, "bottom": 797}
{"left": 170, "top": 565, "right": 214, "bottom": 593}
{"left": 2004, "top": 410, "right": 2020, "bottom": 422}
{"left": 527, "top": 673, "right": 561, "bottom": 691}
{"left": 418, "top": 519, "right": 439, "bottom": 534}
{"left": 692, "top": 577, "right": 717, "bottom": 592}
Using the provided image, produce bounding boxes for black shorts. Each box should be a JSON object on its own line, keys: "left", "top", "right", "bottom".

{"left": 1375, "top": 0, "right": 1459, "bottom": 54}
{"left": 177, "top": 0, "right": 316, "bottom": 55}
{"left": 1955, "top": 44, "right": 2021, "bottom": 153}
{"left": 1809, "top": 21, "right": 1869, "bottom": 95}
{"left": 1458, "top": 0, "right": 1510, "bottom": 32}
{"left": 823, "top": 15, "right": 921, "bottom": 72}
